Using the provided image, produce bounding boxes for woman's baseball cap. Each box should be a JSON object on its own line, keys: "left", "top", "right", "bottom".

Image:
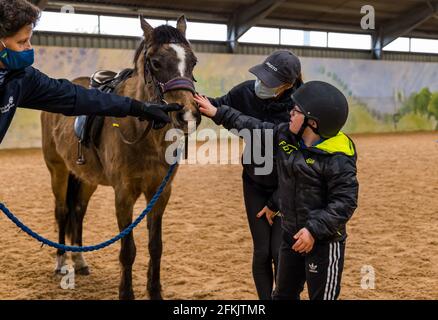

{"left": 249, "top": 50, "right": 301, "bottom": 88}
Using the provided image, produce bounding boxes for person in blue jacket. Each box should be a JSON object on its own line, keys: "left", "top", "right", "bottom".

{"left": 0, "top": 0, "right": 182, "bottom": 145}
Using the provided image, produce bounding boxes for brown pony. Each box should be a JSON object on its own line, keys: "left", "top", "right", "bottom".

{"left": 40, "top": 16, "right": 200, "bottom": 300}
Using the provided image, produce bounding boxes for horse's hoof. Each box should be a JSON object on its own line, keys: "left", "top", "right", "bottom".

{"left": 119, "top": 290, "right": 135, "bottom": 300}
{"left": 75, "top": 266, "right": 90, "bottom": 275}
{"left": 149, "top": 292, "right": 163, "bottom": 300}
{"left": 54, "top": 268, "right": 68, "bottom": 275}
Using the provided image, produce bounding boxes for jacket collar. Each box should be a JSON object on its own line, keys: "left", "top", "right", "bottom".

{"left": 311, "top": 132, "right": 355, "bottom": 156}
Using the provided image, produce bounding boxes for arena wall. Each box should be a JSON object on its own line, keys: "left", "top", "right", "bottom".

{"left": 1, "top": 46, "right": 437, "bottom": 149}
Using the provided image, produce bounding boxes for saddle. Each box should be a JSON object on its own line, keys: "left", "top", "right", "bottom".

{"left": 74, "top": 68, "right": 134, "bottom": 165}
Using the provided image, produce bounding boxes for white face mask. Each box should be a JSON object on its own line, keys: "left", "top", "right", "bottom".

{"left": 254, "top": 78, "right": 278, "bottom": 99}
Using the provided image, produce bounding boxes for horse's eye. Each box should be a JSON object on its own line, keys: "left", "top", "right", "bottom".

{"left": 150, "top": 59, "right": 161, "bottom": 70}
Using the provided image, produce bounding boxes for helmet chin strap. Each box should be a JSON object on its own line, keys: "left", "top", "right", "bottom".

{"left": 297, "top": 117, "right": 319, "bottom": 138}
{"left": 309, "top": 124, "right": 320, "bottom": 135}
{"left": 296, "top": 117, "right": 309, "bottom": 138}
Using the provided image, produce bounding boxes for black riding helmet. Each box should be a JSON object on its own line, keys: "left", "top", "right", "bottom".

{"left": 291, "top": 81, "right": 348, "bottom": 138}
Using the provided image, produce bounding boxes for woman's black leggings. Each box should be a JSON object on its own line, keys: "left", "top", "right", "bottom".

{"left": 242, "top": 175, "right": 282, "bottom": 300}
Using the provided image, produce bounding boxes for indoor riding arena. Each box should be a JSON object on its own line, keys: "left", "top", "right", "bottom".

{"left": 0, "top": 0, "right": 437, "bottom": 301}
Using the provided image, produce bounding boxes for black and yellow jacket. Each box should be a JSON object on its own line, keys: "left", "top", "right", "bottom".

{"left": 210, "top": 80, "right": 296, "bottom": 190}
{"left": 213, "top": 105, "right": 359, "bottom": 243}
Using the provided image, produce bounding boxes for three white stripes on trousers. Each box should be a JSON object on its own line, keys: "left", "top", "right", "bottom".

{"left": 323, "top": 242, "right": 340, "bottom": 300}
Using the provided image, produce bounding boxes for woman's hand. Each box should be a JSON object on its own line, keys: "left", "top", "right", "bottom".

{"left": 292, "top": 228, "right": 315, "bottom": 253}
{"left": 256, "top": 206, "right": 279, "bottom": 226}
{"left": 194, "top": 94, "right": 217, "bottom": 118}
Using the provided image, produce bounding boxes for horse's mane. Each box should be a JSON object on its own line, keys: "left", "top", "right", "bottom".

{"left": 134, "top": 25, "right": 190, "bottom": 65}
{"left": 153, "top": 25, "right": 190, "bottom": 46}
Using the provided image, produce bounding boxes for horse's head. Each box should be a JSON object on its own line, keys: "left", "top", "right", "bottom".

{"left": 136, "top": 15, "right": 201, "bottom": 134}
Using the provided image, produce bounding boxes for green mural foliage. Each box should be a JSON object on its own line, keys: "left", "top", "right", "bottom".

{"left": 398, "top": 88, "right": 438, "bottom": 130}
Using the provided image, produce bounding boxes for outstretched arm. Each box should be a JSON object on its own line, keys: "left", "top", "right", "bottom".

{"left": 20, "top": 67, "right": 182, "bottom": 125}
{"left": 194, "top": 94, "right": 276, "bottom": 132}
{"left": 21, "top": 67, "right": 133, "bottom": 116}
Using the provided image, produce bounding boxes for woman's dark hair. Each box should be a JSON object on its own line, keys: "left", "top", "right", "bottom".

{"left": 294, "top": 73, "right": 304, "bottom": 89}
{"left": 0, "top": 0, "right": 41, "bottom": 38}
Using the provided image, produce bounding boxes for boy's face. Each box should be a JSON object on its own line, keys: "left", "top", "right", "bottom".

{"left": 0, "top": 24, "right": 33, "bottom": 52}
{"left": 289, "top": 105, "right": 305, "bottom": 133}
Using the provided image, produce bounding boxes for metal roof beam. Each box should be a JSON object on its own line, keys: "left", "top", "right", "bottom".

{"left": 228, "top": 0, "right": 285, "bottom": 52}
{"left": 372, "top": 1, "right": 438, "bottom": 59}
{"left": 382, "top": 1, "right": 438, "bottom": 47}
{"left": 234, "top": 0, "right": 286, "bottom": 39}
{"left": 45, "top": 1, "right": 228, "bottom": 22}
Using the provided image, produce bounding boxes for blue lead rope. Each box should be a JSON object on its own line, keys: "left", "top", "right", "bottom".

{"left": 0, "top": 155, "right": 180, "bottom": 253}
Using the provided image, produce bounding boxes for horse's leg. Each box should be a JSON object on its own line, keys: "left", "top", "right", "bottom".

{"left": 71, "top": 182, "right": 98, "bottom": 275}
{"left": 145, "top": 186, "right": 171, "bottom": 300}
{"left": 115, "top": 187, "right": 140, "bottom": 300}
{"left": 47, "top": 164, "right": 70, "bottom": 274}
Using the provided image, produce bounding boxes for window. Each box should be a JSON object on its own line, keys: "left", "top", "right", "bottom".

{"left": 35, "top": 11, "right": 99, "bottom": 34}
{"left": 306, "top": 31, "right": 327, "bottom": 47}
{"left": 36, "top": 13, "right": 437, "bottom": 56}
{"left": 239, "top": 27, "right": 280, "bottom": 45}
{"left": 328, "top": 32, "right": 371, "bottom": 50}
{"left": 186, "top": 22, "right": 227, "bottom": 41}
{"left": 100, "top": 16, "right": 166, "bottom": 36}
{"left": 410, "top": 38, "right": 438, "bottom": 54}
{"left": 383, "top": 37, "right": 410, "bottom": 52}
{"left": 280, "top": 29, "right": 304, "bottom": 46}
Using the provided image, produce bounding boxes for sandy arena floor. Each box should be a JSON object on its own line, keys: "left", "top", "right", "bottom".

{"left": 0, "top": 132, "right": 437, "bottom": 300}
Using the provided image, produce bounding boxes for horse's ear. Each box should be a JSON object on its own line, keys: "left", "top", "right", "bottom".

{"left": 140, "top": 15, "right": 153, "bottom": 40}
{"left": 176, "top": 15, "right": 187, "bottom": 37}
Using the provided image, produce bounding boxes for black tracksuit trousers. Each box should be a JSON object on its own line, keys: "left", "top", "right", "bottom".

{"left": 273, "top": 230, "right": 346, "bottom": 300}
{"left": 242, "top": 174, "right": 282, "bottom": 300}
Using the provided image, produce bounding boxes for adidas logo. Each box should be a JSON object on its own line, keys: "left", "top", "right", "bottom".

{"left": 306, "top": 158, "right": 315, "bottom": 165}
{"left": 309, "top": 263, "right": 318, "bottom": 273}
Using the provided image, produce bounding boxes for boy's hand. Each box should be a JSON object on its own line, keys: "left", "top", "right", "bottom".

{"left": 292, "top": 228, "right": 315, "bottom": 253}
{"left": 194, "top": 94, "right": 217, "bottom": 118}
{"left": 256, "top": 206, "right": 278, "bottom": 226}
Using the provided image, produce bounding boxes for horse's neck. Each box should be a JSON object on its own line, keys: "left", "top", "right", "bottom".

{"left": 120, "top": 71, "right": 159, "bottom": 103}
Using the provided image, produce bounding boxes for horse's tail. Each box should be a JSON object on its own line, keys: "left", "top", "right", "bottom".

{"left": 65, "top": 173, "right": 82, "bottom": 242}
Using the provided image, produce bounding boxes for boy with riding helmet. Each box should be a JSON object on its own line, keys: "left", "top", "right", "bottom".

{"left": 195, "top": 81, "right": 359, "bottom": 300}
{"left": 207, "top": 50, "right": 303, "bottom": 300}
